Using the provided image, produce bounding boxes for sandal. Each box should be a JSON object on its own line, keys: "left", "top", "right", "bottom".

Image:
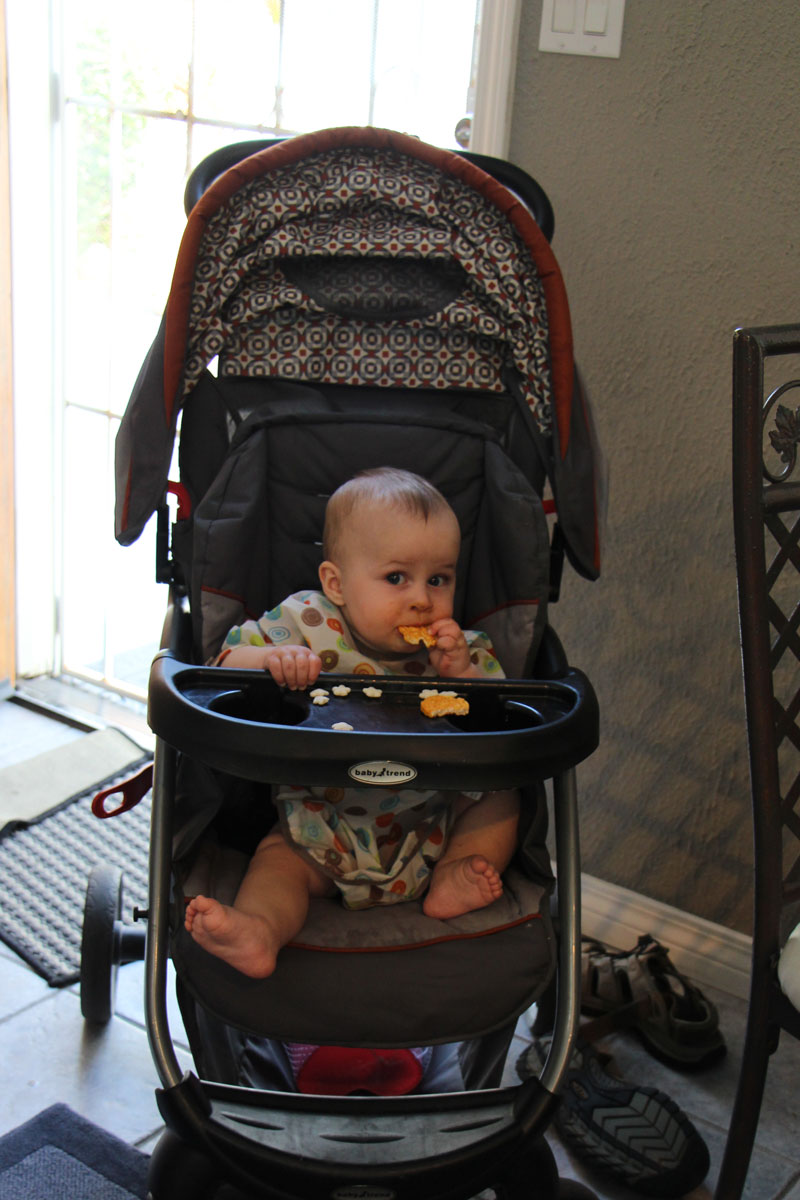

{"left": 581, "top": 934, "right": 726, "bottom": 1069}
{"left": 517, "top": 1037, "right": 710, "bottom": 1198}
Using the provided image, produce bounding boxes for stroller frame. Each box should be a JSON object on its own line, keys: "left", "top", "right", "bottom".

{"left": 141, "top": 601, "right": 594, "bottom": 1199}
{"left": 145, "top": 614, "right": 587, "bottom": 1195}
{"left": 101, "top": 128, "right": 603, "bottom": 1199}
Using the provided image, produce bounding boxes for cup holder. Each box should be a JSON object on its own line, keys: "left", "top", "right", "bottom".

{"left": 446, "top": 697, "right": 545, "bottom": 733}
{"left": 207, "top": 686, "right": 306, "bottom": 727}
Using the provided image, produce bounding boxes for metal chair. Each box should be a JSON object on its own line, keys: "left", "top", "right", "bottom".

{"left": 716, "top": 324, "right": 800, "bottom": 1197}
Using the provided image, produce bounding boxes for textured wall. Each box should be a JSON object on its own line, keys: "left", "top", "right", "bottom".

{"left": 509, "top": 0, "right": 800, "bottom": 934}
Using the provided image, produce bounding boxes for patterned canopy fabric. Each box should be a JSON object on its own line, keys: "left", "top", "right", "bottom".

{"left": 182, "top": 144, "right": 554, "bottom": 433}
{"left": 115, "top": 128, "right": 603, "bottom": 582}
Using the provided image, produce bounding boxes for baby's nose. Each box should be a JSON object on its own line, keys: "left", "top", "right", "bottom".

{"left": 410, "top": 583, "right": 433, "bottom": 611}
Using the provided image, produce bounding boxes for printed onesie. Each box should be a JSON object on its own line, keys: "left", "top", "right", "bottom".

{"left": 217, "top": 590, "right": 504, "bottom": 908}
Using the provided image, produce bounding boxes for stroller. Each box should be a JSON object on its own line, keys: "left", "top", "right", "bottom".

{"left": 89, "top": 127, "right": 604, "bottom": 1199}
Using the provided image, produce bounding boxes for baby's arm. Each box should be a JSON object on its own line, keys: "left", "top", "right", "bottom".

{"left": 427, "top": 618, "right": 484, "bottom": 678}
{"left": 217, "top": 643, "right": 322, "bottom": 690}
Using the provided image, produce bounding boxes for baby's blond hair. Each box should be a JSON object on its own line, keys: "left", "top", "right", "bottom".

{"left": 323, "top": 468, "right": 455, "bottom": 562}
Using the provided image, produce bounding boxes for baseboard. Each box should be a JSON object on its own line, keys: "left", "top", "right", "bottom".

{"left": 579, "top": 872, "right": 753, "bottom": 1001}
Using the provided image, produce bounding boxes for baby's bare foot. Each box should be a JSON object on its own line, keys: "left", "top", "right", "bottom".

{"left": 185, "top": 894, "right": 279, "bottom": 978}
{"left": 422, "top": 854, "right": 503, "bottom": 920}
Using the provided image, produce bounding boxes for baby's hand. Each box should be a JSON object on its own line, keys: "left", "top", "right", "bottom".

{"left": 263, "top": 645, "right": 322, "bottom": 690}
{"left": 427, "top": 618, "right": 477, "bottom": 678}
{"left": 217, "top": 642, "right": 321, "bottom": 689}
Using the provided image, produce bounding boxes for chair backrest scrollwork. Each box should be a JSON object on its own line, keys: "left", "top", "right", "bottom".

{"left": 716, "top": 324, "right": 800, "bottom": 1199}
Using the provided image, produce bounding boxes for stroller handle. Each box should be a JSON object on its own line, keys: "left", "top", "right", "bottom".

{"left": 183, "top": 137, "right": 555, "bottom": 241}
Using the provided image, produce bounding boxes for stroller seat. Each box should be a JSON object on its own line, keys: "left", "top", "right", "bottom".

{"left": 100, "top": 127, "right": 604, "bottom": 1200}
{"left": 147, "top": 371, "right": 594, "bottom": 1055}
{"left": 177, "top": 839, "right": 550, "bottom": 1047}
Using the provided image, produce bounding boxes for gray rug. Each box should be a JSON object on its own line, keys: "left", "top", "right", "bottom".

{"left": 0, "top": 1104, "right": 148, "bottom": 1198}
{"left": 0, "top": 745, "right": 152, "bottom": 986}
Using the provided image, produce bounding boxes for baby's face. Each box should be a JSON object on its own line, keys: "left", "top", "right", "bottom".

{"left": 322, "top": 504, "right": 460, "bottom": 658}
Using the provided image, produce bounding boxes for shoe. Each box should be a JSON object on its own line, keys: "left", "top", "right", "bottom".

{"left": 517, "top": 1037, "right": 710, "bottom": 1198}
{"left": 581, "top": 935, "right": 726, "bottom": 1069}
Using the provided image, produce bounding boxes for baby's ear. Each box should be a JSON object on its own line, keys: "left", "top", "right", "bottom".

{"left": 319, "top": 560, "right": 344, "bottom": 605}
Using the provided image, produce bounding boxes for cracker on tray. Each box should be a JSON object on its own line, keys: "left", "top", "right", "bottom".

{"left": 420, "top": 694, "right": 469, "bottom": 718}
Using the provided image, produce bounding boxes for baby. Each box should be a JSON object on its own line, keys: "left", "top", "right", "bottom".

{"left": 185, "top": 467, "right": 519, "bottom": 978}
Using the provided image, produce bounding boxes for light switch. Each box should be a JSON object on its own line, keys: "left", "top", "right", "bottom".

{"left": 583, "top": 0, "right": 608, "bottom": 35}
{"left": 539, "top": 0, "right": 625, "bottom": 57}
{"left": 552, "top": 0, "right": 576, "bottom": 33}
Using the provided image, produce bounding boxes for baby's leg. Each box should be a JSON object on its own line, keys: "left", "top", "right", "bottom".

{"left": 185, "top": 831, "right": 334, "bottom": 978}
{"left": 423, "top": 789, "right": 519, "bottom": 920}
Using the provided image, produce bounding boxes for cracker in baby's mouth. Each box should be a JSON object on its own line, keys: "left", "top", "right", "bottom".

{"left": 398, "top": 624, "right": 437, "bottom": 648}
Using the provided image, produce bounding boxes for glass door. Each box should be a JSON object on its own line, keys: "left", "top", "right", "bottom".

{"left": 11, "top": 0, "right": 501, "bottom": 696}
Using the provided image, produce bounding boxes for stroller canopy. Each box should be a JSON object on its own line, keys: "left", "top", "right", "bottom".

{"left": 116, "top": 127, "right": 603, "bottom": 580}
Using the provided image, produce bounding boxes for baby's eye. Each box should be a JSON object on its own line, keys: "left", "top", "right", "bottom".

{"left": 429, "top": 573, "right": 450, "bottom": 588}
{"left": 386, "top": 572, "right": 405, "bottom": 585}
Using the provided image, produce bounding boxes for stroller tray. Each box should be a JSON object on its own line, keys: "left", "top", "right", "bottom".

{"left": 148, "top": 654, "right": 598, "bottom": 789}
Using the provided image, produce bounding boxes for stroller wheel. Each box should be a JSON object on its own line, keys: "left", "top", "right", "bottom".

{"left": 494, "top": 1136, "right": 561, "bottom": 1198}
{"left": 80, "top": 863, "right": 124, "bottom": 1023}
{"left": 147, "top": 1129, "right": 221, "bottom": 1200}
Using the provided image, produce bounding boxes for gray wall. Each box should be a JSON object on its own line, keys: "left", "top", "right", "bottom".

{"left": 509, "top": 0, "right": 800, "bottom": 934}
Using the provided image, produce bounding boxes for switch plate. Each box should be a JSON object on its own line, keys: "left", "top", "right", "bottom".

{"left": 539, "top": 0, "right": 625, "bottom": 57}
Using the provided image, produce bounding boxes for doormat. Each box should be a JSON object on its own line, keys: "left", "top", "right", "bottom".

{"left": 0, "top": 1103, "right": 148, "bottom": 1199}
{"left": 0, "top": 741, "right": 152, "bottom": 986}
{"left": 0, "top": 727, "right": 147, "bottom": 829}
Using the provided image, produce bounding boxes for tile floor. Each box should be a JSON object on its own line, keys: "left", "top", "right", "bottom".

{"left": 1, "top": 693, "right": 799, "bottom": 1199}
